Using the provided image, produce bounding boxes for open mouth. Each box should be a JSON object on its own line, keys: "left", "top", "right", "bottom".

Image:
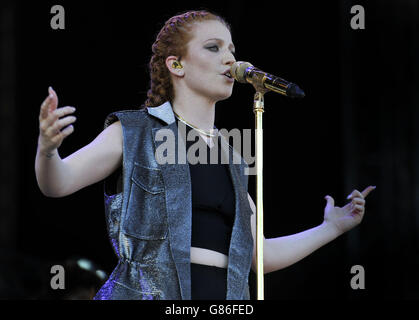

{"left": 223, "top": 71, "right": 232, "bottom": 79}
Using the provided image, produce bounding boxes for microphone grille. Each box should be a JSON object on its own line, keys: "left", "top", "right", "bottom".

{"left": 231, "top": 61, "right": 253, "bottom": 83}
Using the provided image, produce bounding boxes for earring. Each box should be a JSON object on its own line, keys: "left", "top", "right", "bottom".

{"left": 172, "top": 61, "right": 183, "bottom": 69}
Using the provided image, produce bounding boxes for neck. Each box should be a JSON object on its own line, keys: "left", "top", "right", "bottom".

{"left": 171, "top": 93, "right": 215, "bottom": 132}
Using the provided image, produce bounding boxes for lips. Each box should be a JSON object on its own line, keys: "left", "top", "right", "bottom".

{"left": 220, "top": 68, "right": 234, "bottom": 84}
{"left": 222, "top": 70, "right": 232, "bottom": 78}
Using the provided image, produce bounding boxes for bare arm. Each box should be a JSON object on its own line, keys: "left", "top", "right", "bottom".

{"left": 249, "top": 186, "right": 375, "bottom": 273}
{"left": 35, "top": 87, "right": 122, "bottom": 197}
{"left": 249, "top": 202, "right": 339, "bottom": 274}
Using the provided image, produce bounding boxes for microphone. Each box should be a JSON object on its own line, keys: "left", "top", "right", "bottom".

{"left": 230, "top": 61, "right": 305, "bottom": 98}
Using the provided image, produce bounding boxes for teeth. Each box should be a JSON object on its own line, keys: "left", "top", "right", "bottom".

{"left": 225, "top": 72, "right": 232, "bottom": 78}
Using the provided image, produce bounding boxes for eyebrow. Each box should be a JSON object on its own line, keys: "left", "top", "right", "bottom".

{"left": 205, "top": 38, "right": 236, "bottom": 52}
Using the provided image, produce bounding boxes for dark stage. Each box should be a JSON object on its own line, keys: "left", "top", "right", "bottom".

{"left": 1, "top": 0, "right": 418, "bottom": 301}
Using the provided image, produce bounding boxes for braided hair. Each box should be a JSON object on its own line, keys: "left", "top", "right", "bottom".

{"left": 143, "top": 10, "right": 230, "bottom": 108}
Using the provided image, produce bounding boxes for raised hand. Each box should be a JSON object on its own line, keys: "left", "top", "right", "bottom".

{"left": 323, "top": 186, "right": 376, "bottom": 235}
{"left": 38, "top": 87, "right": 76, "bottom": 156}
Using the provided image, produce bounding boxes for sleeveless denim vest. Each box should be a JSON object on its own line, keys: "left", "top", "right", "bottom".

{"left": 93, "top": 101, "right": 254, "bottom": 300}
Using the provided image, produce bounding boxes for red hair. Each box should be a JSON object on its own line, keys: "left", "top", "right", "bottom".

{"left": 143, "top": 10, "right": 230, "bottom": 108}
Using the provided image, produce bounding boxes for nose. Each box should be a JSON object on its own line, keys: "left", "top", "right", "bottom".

{"left": 223, "top": 51, "right": 236, "bottom": 66}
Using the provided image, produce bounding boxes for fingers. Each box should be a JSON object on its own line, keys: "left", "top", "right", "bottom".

{"left": 54, "top": 106, "right": 76, "bottom": 119}
{"left": 347, "top": 186, "right": 376, "bottom": 200}
{"left": 347, "top": 189, "right": 363, "bottom": 200}
{"left": 350, "top": 203, "right": 364, "bottom": 214}
{"left": 345, "top": 186, "right": 376, "bottom": 217}
{"left": 40, "top": 106, "right": 76, "bottom": 131}
{"left": 351, "top": 198, "right": 365, "bottom": 206}
{"left": 39, "top": 95, "right": 54, "bottom": 120}
{"left": 48, "top": 86, "right": 58, "bottom": 112}
{"left": 353, "top": 204, "right": 364, "bottom": 211}
{"left": 45, "top": 114, "right": 77, "bottom": 136}
{"left": 60, "top": 124, "right": 75, "bottom": 138}
{"left": 38, "top": 87, "right": 77, "bottom": 153}
{"left": 361, "top": 186, "right": 376, "bottom": 198}
{"left": 39, "top": 86, "right": 59, "bottom": 120}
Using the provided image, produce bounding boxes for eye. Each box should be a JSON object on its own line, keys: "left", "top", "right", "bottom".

{"left": 206, "top": 45, "right": 219, "bottom": 52}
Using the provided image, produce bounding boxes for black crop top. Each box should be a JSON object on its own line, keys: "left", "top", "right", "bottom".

{"left": 175, "top": 119, "right": 235, "bottom": 255}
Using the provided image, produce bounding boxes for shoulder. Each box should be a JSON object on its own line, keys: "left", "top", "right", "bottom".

{"left": 97, "top": 120, "right": 122, "bottom": 150}
{"left": 105, "top": 120, "right": 122, "bottom": 133}
{"left": 104, "top": 108, "right": 149, "bottom": 129}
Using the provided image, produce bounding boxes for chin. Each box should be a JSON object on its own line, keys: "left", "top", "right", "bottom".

{"left": 214, "top": 94, "right": 232, "bottom": 103}
{"left": 215, "top": 88, "right": 234, "bottom": 102}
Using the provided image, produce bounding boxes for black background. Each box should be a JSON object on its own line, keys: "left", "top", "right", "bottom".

{"left": 1, "top": 0, "right": 418, "bottom": 300}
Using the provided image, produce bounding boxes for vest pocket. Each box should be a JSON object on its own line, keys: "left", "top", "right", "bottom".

{"left": 124, "top": 163, "right": 168, "bottom": 240}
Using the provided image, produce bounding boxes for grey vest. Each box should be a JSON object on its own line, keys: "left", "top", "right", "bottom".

{"left": 94, "top": 101, "right": 254, "bottom": 300}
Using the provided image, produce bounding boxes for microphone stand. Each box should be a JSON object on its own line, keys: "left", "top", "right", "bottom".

{"left": 235, "top": 61, "right": 304, "bottom": 299}
{"left": 252, "top": 87, "right": 269, "bottom": 300}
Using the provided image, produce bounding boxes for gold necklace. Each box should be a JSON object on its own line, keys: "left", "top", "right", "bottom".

{"left": 173, "top": 110, "right": 218, "bottom": 138}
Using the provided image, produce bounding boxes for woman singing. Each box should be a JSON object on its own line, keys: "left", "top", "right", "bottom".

{"left": 35, "top": 10, "right": 375, "bottom": 300}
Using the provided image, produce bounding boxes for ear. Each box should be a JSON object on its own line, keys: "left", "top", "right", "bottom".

{"left": 165, "top": 56, "right": 185, "bottom": 77}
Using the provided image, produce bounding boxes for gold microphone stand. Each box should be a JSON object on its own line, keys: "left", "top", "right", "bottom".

{"left": 232, "top": 61, "right": 304, "bottom": 300}
{"left": 241, "top": 64, "right": 270, "bottom": 300}
{"left": 253, "top": 88, "right": 269, "bottom": 300}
